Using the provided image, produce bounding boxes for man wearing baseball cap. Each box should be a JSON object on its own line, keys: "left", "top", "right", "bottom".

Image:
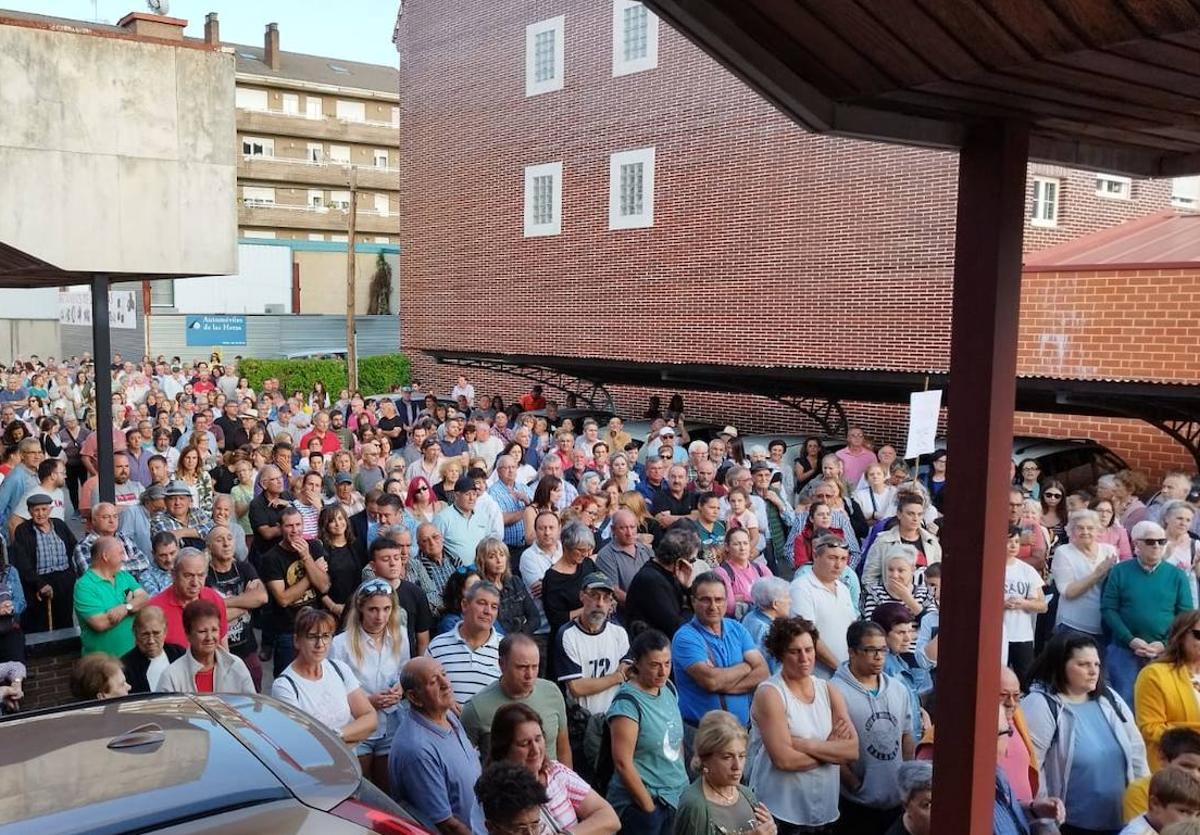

{"left": 432, "top": 476, "right": 492, "bottom": 565}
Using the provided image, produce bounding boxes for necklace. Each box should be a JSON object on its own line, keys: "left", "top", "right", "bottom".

{"left": 703, "top": 777, "right": 738, "bottom": 805}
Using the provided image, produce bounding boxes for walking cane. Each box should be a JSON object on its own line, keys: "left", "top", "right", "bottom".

{"left": 46, "top": 597, "right": 53, "bottom": 631}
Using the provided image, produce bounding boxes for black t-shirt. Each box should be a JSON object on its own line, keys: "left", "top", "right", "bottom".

{"left": 259, "top": 541, "right": 328, "bottom": 632}
{"left": 325, "top": 544, "right": 361, "bottom": 607}
{"left": 206, "top": 560, "right": 260, "bottom": 655}
{"left": 214, "top": 416, "right": 249, "bottom": 450}
{"left": 395, "top": 579, "right": 433, "bottom": 650}
{"left": 541, "top": 557, "right": 597, "bottom": 639}
{"left": 376, "top": 414, "right": 405, "bottom": 440}
{"left": 651, "top": 489, "right": 697, "bottom": 518}
{"left": 248, "top": 492, "right": 292, "bottom": 557}
{"left": 210, "top": 464, "right": 238, "bottom": 495}
{"left": 625, "top": 560, "right": 689, "bottom": 638}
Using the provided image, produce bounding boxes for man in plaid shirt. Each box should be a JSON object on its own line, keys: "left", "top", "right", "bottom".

{"left": 72, "top": 502, "right": 151, "bottom": 586}
{"left": 151, "top": 481, "right": 214, "bottom": 549}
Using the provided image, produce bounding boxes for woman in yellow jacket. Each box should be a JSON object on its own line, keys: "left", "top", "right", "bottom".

{"left": 1134, "top": 610, "right": 1200, "bottom": 771}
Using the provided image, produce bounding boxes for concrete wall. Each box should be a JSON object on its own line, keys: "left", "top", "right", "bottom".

{"left": 0, "top": 319, "right": 60, "bottom": 361}
{"left": 296, "top": 250, "right": 399, "bottom": 314}
{"left": 0, "top": 21, "right": 237, "bottom": 276}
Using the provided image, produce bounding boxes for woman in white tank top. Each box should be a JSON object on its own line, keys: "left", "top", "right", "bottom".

{"left": 748, "top": 617, "right": 859, "bottom": 832}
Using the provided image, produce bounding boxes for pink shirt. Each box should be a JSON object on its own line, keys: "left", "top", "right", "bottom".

{"left": 542, "top": 760, "right": 590, "bottom": 830}
{"left": 1000, "top": 730, "right": 1034, "bottom": 804}
{"left": 719, "top": 560, "right": 770, "bottom": 615}
{"left": 835, "top": 446, "right": 878, "bottom": 485}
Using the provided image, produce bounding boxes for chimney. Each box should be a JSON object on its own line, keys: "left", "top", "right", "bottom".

{"left": 116, "top": 11, "right": 186, "bottom": 41}
{"left": 264, "top": 22, "right": 280, "bottom": 71}
{"left": 204, "top": 12, "right": 219, "bottom": 46}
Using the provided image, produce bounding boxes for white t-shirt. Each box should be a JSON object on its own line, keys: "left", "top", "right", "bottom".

{"left": 789, "top": 571, "right": 857, "bottom": 678}
{"left": 13, "top": 487, "right": 66, "bottom": 521}
{"left": 271, "top": 659, "right": 359, "bottom": 734}
{"left": 146, "top": 652, "right": 171, "bottom": 692}
{"left": 1002, "top": 559, "right": 1043, "bottom": 643}
{"left": 1051, "top": 543, "right": 1116, "bottom": 636}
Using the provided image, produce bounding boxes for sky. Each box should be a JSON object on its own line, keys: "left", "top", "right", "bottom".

{"left": 1, "top": 0, "right": 399, "bottom": 66}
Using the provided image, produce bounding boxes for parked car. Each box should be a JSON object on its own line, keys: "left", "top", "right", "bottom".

{"left": 0, "top": 692, "right": 433, "bottom": 834}
{"left": 1009, "top": 436, "right": 1129, "bottom": 495}
{"left": 737, "top": 433, "right": 847, "bottom": 472}
{"left": 622, "top": 420, "right": 723, "bottom": 462}
{"left": 518, "top": 407, "right": 617, "bottom": 428}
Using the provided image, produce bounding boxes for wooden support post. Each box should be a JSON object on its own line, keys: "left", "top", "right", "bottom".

{"left": 346, "top": 165, "right": 359, "bottom": 393}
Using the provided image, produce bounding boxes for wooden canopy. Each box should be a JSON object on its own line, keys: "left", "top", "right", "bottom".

{"left": 644, "top": 0, "right": 1200, "bottom": 177}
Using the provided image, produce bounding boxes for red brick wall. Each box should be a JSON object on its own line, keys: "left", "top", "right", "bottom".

{"left": 396, "top": 1, "right": 1185, "bottom": 475}
{"left": 1024, "top": 166, "right": 1174, "bottom": 252}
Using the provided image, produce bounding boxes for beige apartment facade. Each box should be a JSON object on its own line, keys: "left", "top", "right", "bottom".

{"left": 214, "top": 17, "right": 401, "bottom": 245}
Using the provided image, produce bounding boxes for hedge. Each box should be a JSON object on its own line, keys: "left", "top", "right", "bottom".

{"left": 239, "top": 353, "right": 411, "bottom": 397}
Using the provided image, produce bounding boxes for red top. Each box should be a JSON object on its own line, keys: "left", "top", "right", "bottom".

{"left": 194, "top": 667, "right": 215, "bottom": 693}
{"left": 149, "top": 586, "right": 229, "bottom": 648}
{"left": 298, "top": 429, "right": 342, "bottom": 454}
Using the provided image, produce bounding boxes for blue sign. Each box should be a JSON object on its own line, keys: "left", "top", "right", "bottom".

{"left": 185, "top": 315, "right": 247, "bottom": 346}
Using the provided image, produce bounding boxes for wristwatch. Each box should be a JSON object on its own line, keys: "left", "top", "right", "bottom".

{"left": 125, "top": 603, "right": 133, "bottom": 615}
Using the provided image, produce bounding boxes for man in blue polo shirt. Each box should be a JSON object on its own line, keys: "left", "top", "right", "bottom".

{"left": 389, "top": 656, "right": 485, "bottom": 835}
{"left": 671, "top": 571, "right": 768, "bottom": 729}
{"left": 433, "top": 476, "right": 491, "bottom": 565}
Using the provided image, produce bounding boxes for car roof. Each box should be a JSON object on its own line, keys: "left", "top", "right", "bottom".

{"left": 0, "top": 693, "right": 360, "bottom": 834}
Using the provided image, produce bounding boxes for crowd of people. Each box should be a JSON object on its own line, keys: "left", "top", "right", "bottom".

{"left": 0, "top": 355, "right": 1199, "bottom": 835}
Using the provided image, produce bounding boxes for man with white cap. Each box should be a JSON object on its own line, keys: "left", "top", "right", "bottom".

{"left": 1101, "top": 519, "right": 1194, "bottom": 705}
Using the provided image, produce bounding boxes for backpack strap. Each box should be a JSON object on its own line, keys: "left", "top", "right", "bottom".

{"left": 328, "top": 659, "right": 348, "bottom": 685}
{"left": 278, "top": 673, "right": 301, "bottom": 700}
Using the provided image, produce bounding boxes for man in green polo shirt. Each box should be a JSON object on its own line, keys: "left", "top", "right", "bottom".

{"left": 460, "top": 632, "right": 571, "bottom": 764}
{"left": 74, "top": 535, "right": 149, "bottom": 656}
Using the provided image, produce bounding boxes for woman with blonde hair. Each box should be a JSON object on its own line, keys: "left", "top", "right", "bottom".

{"left": 475, "top": 537, "right": 541, "bottom": 637}
{"left": 675, "top": 709, "right": 776, "bottom": 835}
{"left": 618, "top": 490, "right": 662, "bottom": 547}
{"left": 329, "top": 579, "right": 408, "bottom": 790}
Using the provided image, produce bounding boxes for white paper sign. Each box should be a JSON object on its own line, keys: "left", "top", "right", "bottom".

{"left": 57, "top": 289, "right": 137, "bottom": 329}
{"left": 905, "top": 389, "right": 943, "bottom": 459}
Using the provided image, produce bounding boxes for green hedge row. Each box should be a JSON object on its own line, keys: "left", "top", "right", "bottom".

{"left": 239, "top": 353, "right": 411, "bottom": 397}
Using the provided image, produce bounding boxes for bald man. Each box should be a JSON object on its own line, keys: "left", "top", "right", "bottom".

{"left": 74, "top": 535, "right": 149, "bottom": 656}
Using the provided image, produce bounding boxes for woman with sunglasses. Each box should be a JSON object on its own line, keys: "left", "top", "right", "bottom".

{"left": 404, "top": 475, "right": 444, "bottom": 532}
{"left": 1041, "top": 479, "right": 1068, "bottom": 549}
{"left": 271, "top": 606, "right": 377, "bottom": 746}
{"left": 1091, "top": 498, "right": 1133, "bottom": 561}
{"left": 1135, "top": 611, "right": 1200, "bottom": 773}
{"left": 1015, "top": 459, "right": 1043, "bottom": 500}
{"left": 330, "top": 579, "right": 408, "bottom": 791}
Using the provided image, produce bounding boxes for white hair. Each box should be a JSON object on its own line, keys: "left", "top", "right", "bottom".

{"left": 1066, "top": 508, "right": 1101, "bottom": 534}
{"left": 1129, "top": 520, "right": 1167, "bottom": 541}
{"left": 687, "top": 440, "right": 708, "bottom": 454}
{"left": 750, "top": 576, "right": 790, "bottom": 610}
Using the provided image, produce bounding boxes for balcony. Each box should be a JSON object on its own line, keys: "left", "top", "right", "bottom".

{"left": 238, "top": 201, "right": 399, "bottom": 235}
{"left": 238, "top": 155, "right": 399, "bottom": 191}
{"left": 236, "top": 107, "right": 397, "bottom": 146}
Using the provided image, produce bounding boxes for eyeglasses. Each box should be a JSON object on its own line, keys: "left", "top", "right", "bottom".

{"left": 415, "top": 486, "right": 429, "bottom": 493}
{"left": 998, "top": 726, "right": 1014, "bottom": 738}
{"left": 1139, "top": 538, "right": 1168, "bottom": 546}
{"left": 1043, "top": 492, "right": 1062, "bottom": 498}
{"left": 303, "top": 633, "right": 334, "bottom": 644}
{"left": 854, "top": 646, "right": 887, "bottom": 657}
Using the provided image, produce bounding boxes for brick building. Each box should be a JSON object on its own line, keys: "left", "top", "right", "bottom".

{"left": 395, "top": 1, "right": 1192, "bottom": 475}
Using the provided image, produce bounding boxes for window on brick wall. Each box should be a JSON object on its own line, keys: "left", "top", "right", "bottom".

{"left": 525, "top": 16, "right": 565, "bottom": 96}
{"left": 612, "top": 0, "right": 658, "bottom": 76}
{"left": 1095, "top": 174, "right": 1131, "bottom": 200}
{"left": 1172, "top": 176, "right": 1200, "bottom": 208}
{"left": 524, "top": 162, "right": 562, "bottom": 237}
{"left": 609, "top": 148, "right": 655, "bottom": 230}
{"left": 1030, "top": 176, "right": 1059, "bottom": 227}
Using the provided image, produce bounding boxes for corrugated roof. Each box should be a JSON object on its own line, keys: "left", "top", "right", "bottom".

{"left": 228, "top": 43, "right": 398, "bottom": 94}
{"left": 1024, "top": 210, "right": 1200, "bottom": 272}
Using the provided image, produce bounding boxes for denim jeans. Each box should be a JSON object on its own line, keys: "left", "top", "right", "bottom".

{"left": 1105, "top": 641, "right": 1148, "bottom": 707}
{"left": 619, "top": 800, "right": 675, "bottom": 835}
{"left": 273, "top": 632, "right": 296, "bottom": 678}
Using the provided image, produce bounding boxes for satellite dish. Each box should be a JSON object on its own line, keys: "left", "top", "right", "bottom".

{"left": 146, "top": 0, "right": 169, "bottom": 15}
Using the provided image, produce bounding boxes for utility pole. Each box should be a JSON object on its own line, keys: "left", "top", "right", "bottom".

{"left": 345, "top": 164, "right": 359, "bottom": 393}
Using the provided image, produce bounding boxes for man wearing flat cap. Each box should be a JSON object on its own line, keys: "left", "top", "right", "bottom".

{"left": 10, "top": 493, "right": 78, "bottom": 634}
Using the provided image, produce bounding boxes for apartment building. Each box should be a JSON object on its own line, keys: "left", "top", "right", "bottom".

{"left": 211, "top": 16, "right": 400, "bottom": 247}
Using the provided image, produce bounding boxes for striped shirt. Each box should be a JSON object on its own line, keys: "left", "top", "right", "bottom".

{"left": 292, "top": 499, "right": 321, "bottom": 540}
{"left": 425, "top": 625, "right": 501, "bottom": 707}
{"left": 488, "top": 481, "right": 530, "bottom": 547}
{"left": 542, "top": 760, "right": 590, "bottom": 830}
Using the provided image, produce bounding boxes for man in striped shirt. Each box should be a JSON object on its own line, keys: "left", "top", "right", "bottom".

{"left": 291, "top": 471, "right": 323, "bottom": 540}
{"left": 426, "top": 580, "right": 502, "bottom": 707}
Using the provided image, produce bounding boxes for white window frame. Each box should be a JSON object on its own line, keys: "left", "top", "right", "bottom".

{"left": 336, "top": 99, "right": 367, "bottom": 123}
{"left": 306, "top": 143, "right": 324, "bottom": 164}
{"left": 373, "top": 194, "right": 391, "bottom": 217}
{"left": 329, "top": 234, "right": 349, "bottom": 243}
{"left": 1030, "top": 176, "right": 1059, "bottom": 228}
{"left": 612, "top": 0, "right": 658, "bottom": 77}
{"left": 281, "top": 93, "right": 300, "bottom": 115}
{"left": 525, "top": 16, "right": 565, "bottom": 97}
{"left": 242, "top": 230, "right": 276, "bottom": 239}
{"left": 148, "top": 280, "right": 175, "bottom": 308}
{"left": 1172, "top": 176, "right": 1200, "bottom": 208}
{"left": 307, "top": 190, "right": 326, "bottom": 212}
{"left": 391, "top": 106, "right": 400, "bottom": 127}
{"left": 373, "top": 149, "right": 390, "bottom": 169}
{"left": 241, "top": 136, "right": 274, "bottom": 158}
{"left": 308, "top": 233, "right": 325, "bottom": 241}
{"left": 1095, "top": 174, "right": 1131, "bottom": 200}
{"left": 330, "top": 190, "right": 352, "bottom": 211}
{"left": 234, "top": 86, "right": 268, "bottom": 110}
{"left": 523, "top": 162, "right": 563, "bottom": 237}
{"left": 608, "top": 147, "right": 655, "bottom": 230}
{"left": 242, "top": 186, "right": 276, "bottom": 206}
{"left": 305, "top": 96, "right": 323, "bottom": 119}
{"left": 328, "top": 145, "right": 351, "bottom": 165}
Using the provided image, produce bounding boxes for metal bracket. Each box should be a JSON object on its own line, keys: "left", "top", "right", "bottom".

{"left": 430, "top": 354, "right": 616, "bottom": 412}
{"left": 1147, "top": 419, "right": 1200, "bottom": 472}
{"left": 763, "top": 395, "right": 849, "bottom": 437}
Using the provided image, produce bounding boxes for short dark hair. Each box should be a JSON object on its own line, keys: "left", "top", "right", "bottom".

{"left": 1007, "top": 524, "right": 1021, "bottom": 538}
{"left": 1161, "top": 728, "right": 1200, "bottom": 763}
{"left": 923, "top": 562, "right": 943, "bottom": 580}
{"left": 763, "top": 616, "right": 820, "bottom": 662}
{"left": 151, "top": 531, "right": 178, "bottom": 552}
{"left": 768, "top": 438, "right": 786, "bottom": 452}
{"left": 292, "top": 606, "right": 336, "bottom": 639}
{"left": 655, "top": 525, "right": 700, "bottom": 566}
{"left": 1027, "top": 631, "right": 1106, "bottom": 700}
{"left": 369, "top": 536, "right": 404, "bottom": 560}
{"left": 487, "top": 702, "right": 543, "bottom": 765}
{"left": 846, "top": 620, "right": 886, "bottom": 651}
{"left": 628, "top": 628, "right": 670, "bottom": 664}
{"left": 690, "top": 571, "right": 725, "bottom": 597}
{"left": 36, "top": 458, "right": 61, "bottom": 481}
{"left": 182, "top": 598, "right": 221, "bottom": 634}
{"left": 70, "top": 653, "right": 123, "bottom": 701}
{"left": 277, "top": 506, "right": 302, "bottom": 523}
{"left": 376, "top": 493, "right": 403, "bottom": 512}
{"left": 870, "top": 601, "right": 915, "bottom": 633}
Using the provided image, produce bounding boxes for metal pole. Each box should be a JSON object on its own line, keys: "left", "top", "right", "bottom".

{"left": 91, "top": 275, "right": 116, "bottom": 504}
{"left": 930, "top": 121, "right": 1029, "bottom": 834}
{"left": 345, "top": 165, "right": 359, "bottom": 393}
